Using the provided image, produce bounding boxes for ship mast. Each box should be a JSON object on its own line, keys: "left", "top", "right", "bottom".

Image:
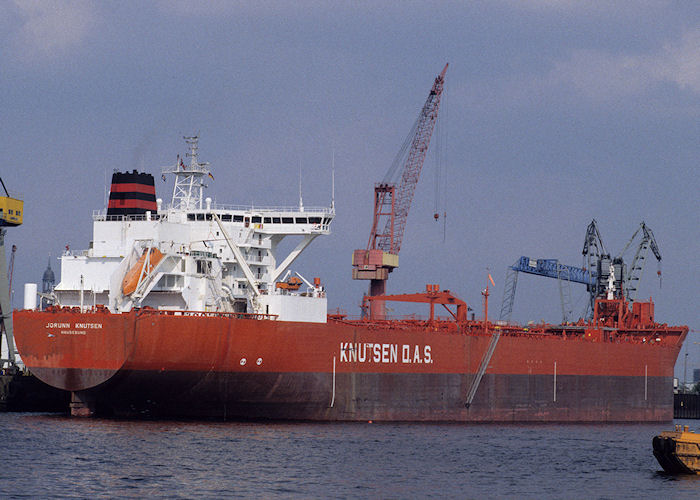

{"left": 162, "top": 136, "right": 211, "bottom": 210}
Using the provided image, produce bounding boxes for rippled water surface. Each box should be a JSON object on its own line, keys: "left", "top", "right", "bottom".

{"left": 1, "top": 413, "right": 699, "bottom": 499}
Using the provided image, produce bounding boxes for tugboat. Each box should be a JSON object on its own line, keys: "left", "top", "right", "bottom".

{"left": 653, "top": 425, "right": 700, "bottom": 474}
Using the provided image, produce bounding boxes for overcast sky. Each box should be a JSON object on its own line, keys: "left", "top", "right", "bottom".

{"left": 2, "top": 1, "right": 698, "bottom": 377}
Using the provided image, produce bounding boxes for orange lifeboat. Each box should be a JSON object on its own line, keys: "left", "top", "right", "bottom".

{"left": 122, "top": 248, "right": 164, "bottom": 295}
{"left": 275, "top": 276, "right": 303, "bottom": 291}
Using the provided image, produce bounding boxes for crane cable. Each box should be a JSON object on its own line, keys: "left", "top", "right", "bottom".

{"left": 433, "top": 85, "right": 449, "bottom": 244}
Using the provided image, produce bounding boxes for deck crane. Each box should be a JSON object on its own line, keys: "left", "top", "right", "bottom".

{"left": 352, "top": 64, "right": 448, "bottom": 320}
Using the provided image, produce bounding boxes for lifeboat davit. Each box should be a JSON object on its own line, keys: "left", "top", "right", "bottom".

{"left": 122, "top": 248, "right": 164, "bottom": 295}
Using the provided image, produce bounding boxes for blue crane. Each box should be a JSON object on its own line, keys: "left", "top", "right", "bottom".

{"left": 498, "top": 256, "right": 595, "bottom": 324}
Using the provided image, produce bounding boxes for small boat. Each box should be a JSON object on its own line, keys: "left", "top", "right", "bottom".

{"left": 653, "top": 425, "right": 700, "bottom": 474}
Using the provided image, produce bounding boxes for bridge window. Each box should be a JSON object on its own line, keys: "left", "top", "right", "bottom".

{"left": 264, "top": 217, "right": 271, "bottom": 223}
{"left": 196, "top": 214, "right": 205, "bottom": 221}
{"left": 196, "top": 260, "right": 211, "bottom": 274}
{"left": 282, "top": 217, "right": 293, "bottom": 224}
{"left": 187, "top": 214, "right": 195, "bottom": 221}
{"left": 252, "top": 216, "right": 262, "bottom": 223}
{"left": 309, "top": 217, "right": 321, "bottom": 224}
{"left": 272, "top": 217, "right": 281, "bottom": 223}
{"left": 221, "top": 214, "right": 232, "bottom": 222}
{"left": 233, "top": 215, "right": 243, "bottom": 222}
{"left": 295, "top": 217, "right": 307, "bottom": 224}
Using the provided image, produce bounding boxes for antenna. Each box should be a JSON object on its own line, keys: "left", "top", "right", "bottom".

{"left": 298, "top": 158, "right": 304, "bottom": 212}
{"left": 331, "top": 150, "right": 336, "bottom": 211}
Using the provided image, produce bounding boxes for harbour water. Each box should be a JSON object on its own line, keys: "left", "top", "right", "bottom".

{"left": 1, "top": 412, "right": 699, "bottom": 499}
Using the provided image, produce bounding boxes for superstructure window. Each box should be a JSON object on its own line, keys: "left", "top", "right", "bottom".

{"left": 264, "top": 217, "right": 271, "bottom": 223}
{"left": 196, "top": 214, "right": 205, "bottom": 221}
{"left": 272, "top": 217, "right": 281, "bottom": 224}
{"left": 187, "top": 214, "right": 195, "bottom": 221}
{"left": 196, "top": 260, "right": 212, "bottom": 274}
{"left": 233, "top": 215, "right": 244, "bottom": 222}
{"left": 221, "top": 214, "right": 232, "bottom": 222}
{"left": 295, "top": 217, "right": 307, "bottom": 224}
{"left": 282, "top": 217, "right": 293, "bottom": 224}
{"left": 252, "top": 216, "right": 262, "bottom": 223}
{"left": 158, "top": 274, "right": 183, "bottom": 289}
{"left": 309, "top": 217, "right": 321, "bottom": 224}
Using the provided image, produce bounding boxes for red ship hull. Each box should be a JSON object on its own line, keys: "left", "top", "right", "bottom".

{"left": 13, "top": 308, "right": 687, "bottom": 421}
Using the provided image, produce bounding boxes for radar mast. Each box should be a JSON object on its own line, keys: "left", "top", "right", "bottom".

{"left": 162, "top": 136, "right": 212, "bottom": 210}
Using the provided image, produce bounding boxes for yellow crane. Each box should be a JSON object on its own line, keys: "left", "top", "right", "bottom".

{"left": 0, "top": 178, "right": 23, "bottom": 227}
{"left": 0, "top": 176, "right": 21, "bottom": 371}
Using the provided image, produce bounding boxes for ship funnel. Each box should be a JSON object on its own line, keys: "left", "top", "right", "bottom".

{"left": 107, "top": 170, "right": 157, "bottom": 217}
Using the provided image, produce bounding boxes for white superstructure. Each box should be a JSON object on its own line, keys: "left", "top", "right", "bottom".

{"left": 52, "top": 137, "right": 334, "bottom": 322}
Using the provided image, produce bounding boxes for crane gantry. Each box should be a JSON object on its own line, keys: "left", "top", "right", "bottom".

{"left": 352, "top": 64, "right": 448, "bottom": 320}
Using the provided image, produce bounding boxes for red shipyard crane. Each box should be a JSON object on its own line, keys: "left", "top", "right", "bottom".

{"left": 352, "top": 64, "right": 448, "bottom": 319}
